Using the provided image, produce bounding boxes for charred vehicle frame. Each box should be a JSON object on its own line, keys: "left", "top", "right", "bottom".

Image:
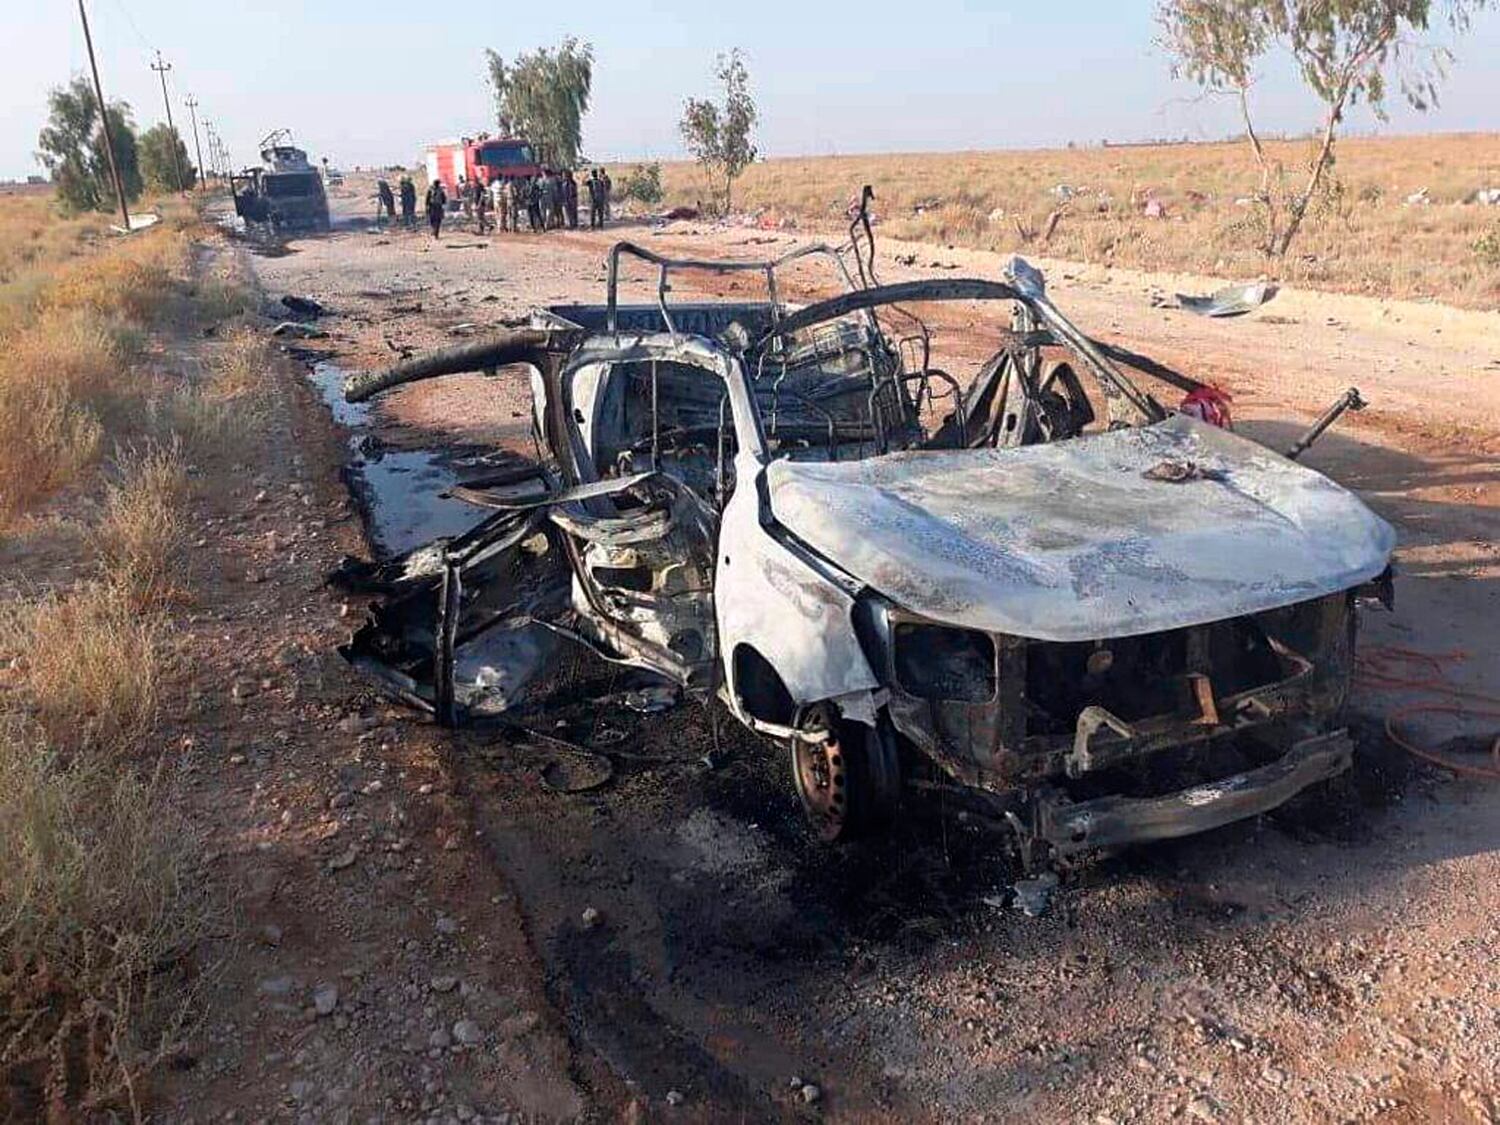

{"left": 332, "top": 212, "right": 1394, "bottom": 865}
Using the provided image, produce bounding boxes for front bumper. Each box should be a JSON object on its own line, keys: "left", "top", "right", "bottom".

{"left": 1036, "top": 728, "right": 1353, "bottom": 856}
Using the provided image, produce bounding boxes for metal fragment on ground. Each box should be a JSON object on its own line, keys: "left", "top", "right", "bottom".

{"left": 540, "top": 752, "right": 615, "bottom": 793}
{"left": 1011, "top": 872, "right": 1059, "bottom": 917}
{"left": 618, "top": 685, "right": 682, "bottom": 714}
{"left": 1176, "top": 281, "right": 1274, "bottom": 317}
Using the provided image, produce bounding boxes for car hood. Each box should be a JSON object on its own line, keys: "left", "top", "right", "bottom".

{"left": 765, "top": 415, "right": 1394, "bottom": 641}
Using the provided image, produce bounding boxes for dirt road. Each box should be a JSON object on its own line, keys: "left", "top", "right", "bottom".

{"left": 183, "top": 182, "right": 1499, "bottom": 1124}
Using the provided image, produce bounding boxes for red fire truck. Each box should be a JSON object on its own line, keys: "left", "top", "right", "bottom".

{"left": 424, "top": 135, "right": 542, "bottom": 198}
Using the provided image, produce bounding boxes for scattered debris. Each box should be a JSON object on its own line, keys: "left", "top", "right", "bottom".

{"left": 1405, "top": 187, "right": 1432, "bottom": 206}
{"left": 1284, "top": 387, "right": 1367, "bottom": 460}
{"left": 109, "top": 211, "right": 161, "bottom": 235}
{"left": 280, "top": 294, "right": 328, "bottom": 318}
{"left": 271, "top": 321, "right": 328, "bottom": 339}
{"left": 1176, "top": 281, "right": 1274, "bottom": 318}
{"left": 617, "top": 685, "right": 681, "bottom": 714}
{"left": 1469, "top": 187, "right": 1500, "bottom": 206}
{"left": 1011, "top": 872, "right": 1059, "bottom": 917}
{"left": 540, "top": 752, "right": 615, "bottom": 793}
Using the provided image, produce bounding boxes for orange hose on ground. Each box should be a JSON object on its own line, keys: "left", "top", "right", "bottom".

{"left": 1354, "top": 646, "right": 1500, "bottom": 781}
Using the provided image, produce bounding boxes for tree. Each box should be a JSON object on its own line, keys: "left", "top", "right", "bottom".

{"left": 1158, "top": 0, "right": 1486, "bottom": 258}
{"left": 619, "top": 163, "right": 664, "bottom": 207}
{"left": 36, "top": 76, "right": 142, "bottom": 214}
{"left": 679, "top": 49, "right": 758, "bottom": 216}
{"left": 484, "top": 39, "right": 594, "bottom": 168}
{"left": 139, "top": 123, "right": 196, "bottom": 193}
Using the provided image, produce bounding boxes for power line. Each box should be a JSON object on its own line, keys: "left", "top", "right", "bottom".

{"left": 107, "top": 0, "right": 153, "bottom": 53}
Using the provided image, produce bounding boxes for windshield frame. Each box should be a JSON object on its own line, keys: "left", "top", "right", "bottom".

{"left": 753, "top": 279, "right": 1166, "bottom": 428}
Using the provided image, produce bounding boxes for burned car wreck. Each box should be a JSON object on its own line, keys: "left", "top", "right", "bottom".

{"left": 331, "top": 231, "right": 1394, "bottom": 864}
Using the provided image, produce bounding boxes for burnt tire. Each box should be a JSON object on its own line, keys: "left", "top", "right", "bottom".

{"left": 790, "top": 708, "right": 900, "bottom": 842}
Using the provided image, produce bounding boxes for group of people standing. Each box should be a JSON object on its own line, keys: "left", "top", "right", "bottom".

{"left": 374, "top": 175, "right": 419, "bottom": 229}
{"left": 473, "top": 168, "right": 614, "bottom": 235}
{"left": 379, "top": 168, "right": 614, "bottom": 239}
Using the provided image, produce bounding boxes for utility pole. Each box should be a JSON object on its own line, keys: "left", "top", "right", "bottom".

{"left": 184, "top": 95, "right": 206, "bottom": 191}
{"left": 213, "top": 125, "right": 234, "bottom": 182}
{"left": 77, "top": 0, "right": 131, "bottom": 228}
{"left": 204, "top": 120, "right": 218, "bottom": 180}
{"left": 150, "top": 50, "right": 186, "bottom": 192}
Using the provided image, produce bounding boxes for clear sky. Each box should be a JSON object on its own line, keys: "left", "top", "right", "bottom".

{"left": 3, "top": 0, "right": 1498, "bottom": 180}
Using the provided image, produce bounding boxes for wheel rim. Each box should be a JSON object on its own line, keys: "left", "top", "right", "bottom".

{"left": 793, "top": 731, "right": 848, "bottom": 841}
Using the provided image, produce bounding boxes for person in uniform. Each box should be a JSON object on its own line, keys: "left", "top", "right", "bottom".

{"left": 375, "top": 178, "right": 395, "bottom": 224}
{"left": 586, "top": 170, "right": 603, "bottom": 229}
{"left": 472, "top": 178, "right": 491, "bottom": 234}
{"left": 425, "top": 179, "right": 447, "bottom": 238}
{"left": 539, "top": 172, "right": 557, "bottom": 231}
{"left": 508, "top": 177, "right": 524, "bottom": 232}
{"left": 564, "top": 169, "right": 579, "bottom": 229}
{"left": 491, "top": 177, "right": 509, "bottom": 232}
{"left": 398, "top": 176, "right": 417, "bottom": 229}
{"left": 547, "top": 170, "right": 565, "bottom": 230}
{"left": 525, "top": 175, "right": 543, "bottom": 231}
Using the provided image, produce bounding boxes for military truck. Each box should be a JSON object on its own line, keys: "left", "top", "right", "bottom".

{"left": 230, "top": 129, "right": 331, "bottom": 233}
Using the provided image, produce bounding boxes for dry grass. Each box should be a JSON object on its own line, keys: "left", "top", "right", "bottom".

{"left": 0, "top": 192, "right": 232, "bottom": 1120}
{"left": 94, "top": 444, "right": 188, "bottom": 607}
{"left": 170, "top": 328, "right": 275, "bottom": 460}
{"left": 0, "top": 195, "right": 107, "bottom": 337}
{"left": 190, "top": 275, "right": 259, "bottom": 325}
{"left": 0, "top": 381, "right": 103, "bottom": 522}
{"left": 0, "top": 310, "right": 130, "bottom": 521}
{"left": 1, "top": 580, "right": 164, "bottom": 754}
{"left": 0, "top": 194, "right": 200, "bottom": 526}
{"left": 0, "top": 716, "right": 213, "bottom": 1118}
{"left": 631, "top": 132, "right": 1500, "bottom": 308}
